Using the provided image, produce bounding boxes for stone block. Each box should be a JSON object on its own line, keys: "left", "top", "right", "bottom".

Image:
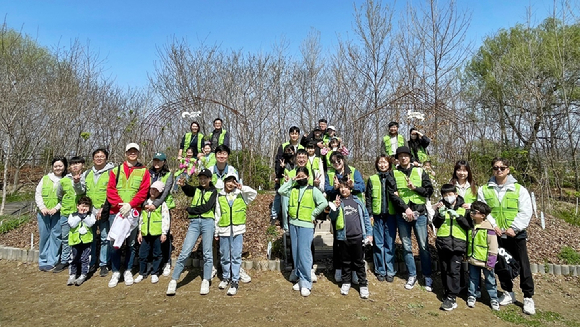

{"left": 530, "top": 263, "right": 538, "bottom": 274}
{"left": 548, "top": 263, "right": 554, "bottom": 274}
{"left": 561, "top": 265, "right": 570, "bottom": 276}
{"left": 554, "top": 264, "right": 561, "bottom": 275}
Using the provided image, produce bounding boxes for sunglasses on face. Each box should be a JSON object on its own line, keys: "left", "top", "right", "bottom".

{"left": 331, "top": 159, "right": 342, "bottom": 165}
{"left": 492, "top": 166, "right": 508, "bottom": 172}
{"left": 470, "top": 210, "right": 482, "bottom": 215}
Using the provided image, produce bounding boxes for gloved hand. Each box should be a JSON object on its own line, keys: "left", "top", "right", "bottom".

{"left": 119, "top": 203, "right": 132, "bottom": 217}
{"left": 79, "top": 226, "right": 87, "bottom": 235}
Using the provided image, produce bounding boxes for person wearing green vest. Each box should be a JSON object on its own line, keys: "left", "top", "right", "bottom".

{"left": 450, "top": 160, "right": 478, "bottom": 209}
{"left": 210, "top": 144, "right": 238, "bottom": 191}
{"left": 175, "top": 148, "right": 197, "bottom": 189}
{"left": 83, "top": 148, "right": 115, "bottom": 277}
{"left": 391, "top": 146, "right": 434, "bottom": 291}
{"left": 272, "top": 126, "right": 303, "bottom": 222}
{"left": 278, "top": 166, "right": 328, "bottom": 297}
{"left": 167, "top": 169, "right": 218, "bottom": 296}
{"left": 35, "top": 157, "right": 67, "bottom": 271}
{"left": 197, "top": 142, "right": 217, "bottom": 170}
{"left": 306, "top": 142, "right": 325, "bottom": 192}
{"left": 209, "top": 118, "right": 230, "bottom": 152}
{"left": 381, "top": 121, "right": 406, "bottom": 157}
{"left": 66, "top": 196, "right": 96, "bottom": 286}
{"left": 107, "top": 142, "right": 151, "bottom": 288}
{"left": 408, "top": 127, "right": 431, "bottom": 165}
{"left": 466, "top": 201, "right": 499, "bottom": 311}
{"left": 477, "top": 157, "right": 535, "bottom": 315}
{"left": 365, "top": 155, "right": 398, "bottom": 283}
{"left": 178, "top": 121, "right": 204, "bottom": 159}
{"left": 215, "top": 173, "right": 257, "bottom": 296}
{"left": 54, "top": 156, "right": 86, "bottom": 273}
{"left": 432, "top": 184, "right": 472, "bottom": 311}
{"left": 135, "top": 181, "right": 170, "bottom": 285}
{"left": 329, "top": 176, "right": 373, "bottom": 299}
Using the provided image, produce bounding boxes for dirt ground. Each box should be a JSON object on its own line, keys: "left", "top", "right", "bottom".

{"left": 0, "top": 260, "right": 579, "bottom": 327}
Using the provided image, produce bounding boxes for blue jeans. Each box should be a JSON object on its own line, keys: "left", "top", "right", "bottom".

{"left": 90, "top": 215, "right": 110, "bottom": 267}
{"left": 396, "top": 213, "right": 432, "bottom": 277}
{"left": 289, "top": 224, "right": 314, "bottom": 290}
{"left": 280, "top": 195, "right": 289, "bottom": 230}
{"left": 468, "top": 264, "right": 498, "bottom": 302}
{"left": 139, "top": 235, "right": 163, "bottom": 276}
{"left": 219, "top": 233, "right": 243, "bottom": 282}
{"left": 37, "top": 212, "right": 61, "bottom": 268}
{"left": 373, "top": 214, "right": 397, "bottom": 278}
{"left": 59, "top": 215, "right": 71, "bottom": 264}
{"left": 110, "top": 219, "right": 139, "bottom": 273}
{"left": 271, "top": 192, "right": 281, "bottom": 219}
{"left": 172, "top": 218, "right": 215, "bottom": 281}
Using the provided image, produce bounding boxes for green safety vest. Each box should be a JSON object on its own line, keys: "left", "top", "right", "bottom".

{"left": 217, "top": 194, "right": 247, "bottom": 227}
{"left": 467, "top": 228, "right": 489, "bottom": 262}
{"left": 41, "top": 175, "right": 59, "bottom": 209}
{"left": 61, "top": 177, "right": 81, "bottom": 216}
{"left": 462, "top": 188, "right": 477, "bottom": 204}
{"left": 288, "top": 186, "right": 315, "bottom": 223}
{"left": 140, "top": 206, "right": 163, "bottom": 236}
{"left": 200, "top": 153, "right": 216, "bottom": 169}
{"left": 209, "top": 129, "right": 227, "bottom": 146}
{"left": 112, "top": 166, "right": 146, "bottom": 203}
{"left": 393, "top": 168, "right": 426, "bottom": 205}
{"left": 436, "top": 207, "right": 468, "bottom": 241}
{"left": 85, "top": 169, "right": 110, "bottom": 209}
{"left": 368, "top": 174, "right": 395, "bottom": 215}
{"left": 481, "top": 184, "right": 521, "bottom": 230}
{"left": 189, "top": 188, "right": 216, "bottom": 219}
{"left": 383, "top": 134, "right": 405, "bottom": 156}
{"left": 327, "top": 166, "right": 356, "bottom": 188}
{"left": 159, "top": 172, "right": 176, "bottom": 209}
{"left": 281, "top": 142, "right": 304, "bottom": 152}
{"left": 285, "top": 166, "right": 314, "bottom": 186}
{"left": 335, "top": 206, "right": 346, "bottom": 230}
{"left": 69, "top": 220, "right": 94, "bottom": 245}
{"left": 306, "top": 156, "right": 321, "bottom": 173}
{"left": 416, "top": 146, "right": 430, "bottom": 163}
{"left": 184, "top": 132, "right": 204, "bottom": 153}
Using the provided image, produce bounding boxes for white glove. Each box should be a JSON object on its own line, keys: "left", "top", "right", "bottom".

{"left": 79, "top": 226, "right": 87, "bottom": 235}
{"left": 120, "top": 203, "right": 132, "bottom": 217}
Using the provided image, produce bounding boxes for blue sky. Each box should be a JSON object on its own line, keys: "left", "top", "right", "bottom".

{"left": 1, "top": 0, "right": 565, "bottom": 89}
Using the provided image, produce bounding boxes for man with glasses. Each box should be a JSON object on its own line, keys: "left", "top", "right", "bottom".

{"left": 477, "top": 158, "right": 535, "bottom": 315}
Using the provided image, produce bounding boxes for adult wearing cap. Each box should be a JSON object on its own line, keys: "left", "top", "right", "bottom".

{"left": 408, "top": 127, "right": 431, "bottom": 165}
{"left": 208, "top": 118, "right": 230, "bottom": 152}
{"left": 106, "top": 142, "right": 151, "bottom": 288}
{"left": 167, "top": 168, "right": 218, "bottom": 296}
{"left": 147, "top": 152, "right": 175, "bottom": 276}
{"left": 324, "top": 125, "right": 337, "bottom": 144}
{"left": 391, "top": 146, "right": 434, "bottom": 291}
{"left": 381, "top": 122, "right": 406, "bottom": 157}
{"left": 178, "top": 121, "right": 204, "bottom": 160}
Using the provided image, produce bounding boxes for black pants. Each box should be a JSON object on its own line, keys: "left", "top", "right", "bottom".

{"left": 70, "top": 243, "right": 91, "bottom": 276}
{"left": 497, "top": 233, "right": 534, "bottom": 298}
{"left": 438, "top": 249, "right": 463, "bottom": 299}
{"left": 338, "top": 236, "right": 368, "bottom": 286}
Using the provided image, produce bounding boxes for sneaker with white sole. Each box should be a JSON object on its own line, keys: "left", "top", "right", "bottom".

{"left": 292, "top": 283, "right": 300, "bottom": 291}
{"left": 151, "top": 275, "right": 159, "bottom": 284}
{"left": 523, "top": 297, "right": 535, "bottom": 315}
{"left": 227, "top": 281, "right": 238, "bottom": 296}
{"left": 108, "top": 272, "right": 121, "bottom": 288}
{"left": 467, "top": 296, "right": 476, "bottom": 308}
{"left": 340, "top": 283, "right": 351, "bottom": 295}
{"left": 491, "top": 300, "right": 500, "bottom": 311}
{"left": 441, "top": 297, "right": 457, "bottom": 311}
{"left": 289, "top": 269, "right": 298, "bottom": 282}
{"left": 334, "top": 269, "right": 342, "bottom": 282}
{"left": 124, "top": 271, "right": 134, "bottom": 286}
{"left": 162, "top": 263, "right": 171, "bottom": 277}
{"left": 134, "top": 275, "right": 145, "bottom": 283}
{"left": 67, "top": 275, "right": 76, "bottom": 286}
{"left": 352, "top": 271, "right": 359, "bottom": 285}
{"left": 166, "top": 280, "right": 177, "bottom": 295}
{"left": 498, "top": 291, "right": 515, "bottom": 306}
{"left": 360, "top": 286, "right": 369, "bottom": 299}
{"left": 300, "top": 287, "right": 311, "bottom": 297}
{"left": 405, "top": 276, "right": 417, "bottom": 290}
{"left": 211, "top": 266, "right": 218, "bottom": 280}
{"left": 239, "top": 268, "right": 251, "bottom": 283}
{"left": 219, "top": 279, "right": 230, "bottom": 289}
{"left": 424, "top": 276, "right": 433, "bottom": 292}
{"left": 311, "top": 269, "right": 318, "bottom": 283}
{"left": 75, "top": 274, "right": 86, "bottom": 286}
{"left": 200, "top": 279, "right": 210, "bottom": 295}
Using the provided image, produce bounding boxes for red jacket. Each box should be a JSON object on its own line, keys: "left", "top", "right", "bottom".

{"left": 106, "top": 162, "right": 151, "bottom": 215}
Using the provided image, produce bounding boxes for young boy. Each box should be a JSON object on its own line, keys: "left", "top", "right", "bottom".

{"left": 329, "top": 176, "right": 373, "bottom": 299}
{"left": 67, "top": 196, "right": 96, "bottom": 286}
{"left": 467, "top": 201, "right": 499, "bottom": 310}
{"left": 214, "top": 173, "right": 257, "bottom": 295}
{"left": 135, "top": 181, "right": 170, "bottom": 284}
{"left": 432, "top": 184, "right": 472, "bottom": 311}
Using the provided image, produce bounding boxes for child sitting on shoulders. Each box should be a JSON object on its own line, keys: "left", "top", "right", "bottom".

{"left": 67, "top": 196, "right": 96, "bottom": 286}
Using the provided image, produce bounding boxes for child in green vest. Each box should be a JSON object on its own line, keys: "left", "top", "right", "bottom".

{"left": 215, "top": 173, "right": 257, "bottom": 296}
{"left": 198, "top": 142, "right": 217, "bottom": 170}
{"left": 466, "top": 201, "right": 499, "bottom": 311}
{"left": 67, "top": 196, "right": 96, "bottom": 286}
{"left": 135, "top": 181, "right": 170, "bottom": 284}
{"left": 432, "top": 184, "right": 471, "bottom": 311}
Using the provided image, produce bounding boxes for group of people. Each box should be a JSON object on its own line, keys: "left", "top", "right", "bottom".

{"left": 34, "top": 116, "right": 536, "bottom": 315}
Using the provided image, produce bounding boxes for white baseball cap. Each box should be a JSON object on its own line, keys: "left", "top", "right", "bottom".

{"left": 125, "top": 143, "right": 140, "bottom": 152}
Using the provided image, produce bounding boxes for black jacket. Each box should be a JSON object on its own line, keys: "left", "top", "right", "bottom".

{"left": 432, "top": 195, "right": 471, "bottom": 252}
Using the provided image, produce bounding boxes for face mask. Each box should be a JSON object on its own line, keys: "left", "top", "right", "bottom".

{"left": 444, "top": 195, "right": 456, "bottom": 205}
{"left": 283, "top": 153, "right": 293, "bottom": 160}
{"left": 78, "top": 213, "right": 88, "bottom": 219}
{"left": 296, "top": 178, "right": 308, "bottom": 186}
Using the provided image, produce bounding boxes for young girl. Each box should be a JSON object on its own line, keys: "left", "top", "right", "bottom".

{"left": 450, "top": 160, "right": 478, "bottom": 209}
{"left": 198, "top": 142, "right": 217, "bottom": 170}
{"left": 35, "top": 156, "right": 67, "bottom": 271}
{"left": 323, "top": 137, "right": 349, "bottom": 169}
{"left": 67, "top": 196, "right": 96, "bottom": 286}
{"left": 215, "top": 173, "right": 257, "bottom": 295}
{"left": 175, "top": 148, "right": 197, "bottom": 184}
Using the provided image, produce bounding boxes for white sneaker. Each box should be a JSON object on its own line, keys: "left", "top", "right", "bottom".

{"left": 360, "top": 286, "right": 369, "bottom": 299}
{"left": 334, "top": 269, "right": 342, "bottom": 282}
{"left": 341, "top": 283, "right": 351, "bottom": 295}
{"left": 311, "top": 269, "right": 318, "bottom": 283}
{"left": 211, "top": 266, "right": 218, "bottom": 280}
{"left": 239, "top": 268, "right": 251, "bottom": 283}
{"left": 219, "top": 279, "right": 230, "bottom": 289}
{"left": 75, "top": 274, "right": 86, "bottom": 286}
{"left": 200, "top": 279, "right": 210, "bottom": 295}
{"left": 523, "top": 297, "right": 536, "bottom": 315}
{"left": 227, "top": 281, "right": 238, "bottom": 296}
{"left": 67, "top": 275, "right": 76, "bottom": 286}
{"left": 498, "top": 291, "right": 515, "bottom": 306}
{"left": 108, "top": 272, "right": 121, "bottom": 288}
{"left": 405, "top": 276, "right": 417, "bottom": 290}
{"left": 352, "top": 271, "right": 359, "bottom": 285}
{"left": 162, "top": 263, "right": 171, "bottom": 277}
{"left": 134, "top": 275, "right": 144, "bottom": 283}
{"left": 289, "top": 269, "right": 298, "bottom": 282}
{"left": 166, "top": 280, "right": 177, "bottom": 295}
{"left": 491, "top": 300, "right": 500, "bottom": 311}
{"left": 300, "top": 287, "right": 311, "bottom": 297}
{"left": 124, "top": 271, "right": 134, "bottom": 286}
{"left": 151, "top": 275, "right": 159, "bottom": 284}
{"left": 424, "top": 276, "right": 433, "bottom": 292}
{"left": 467, "top": 296, "right": 476, "bottom": 308}
{"left": 292, "top": 283, "right": 300, "bottom": 291}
